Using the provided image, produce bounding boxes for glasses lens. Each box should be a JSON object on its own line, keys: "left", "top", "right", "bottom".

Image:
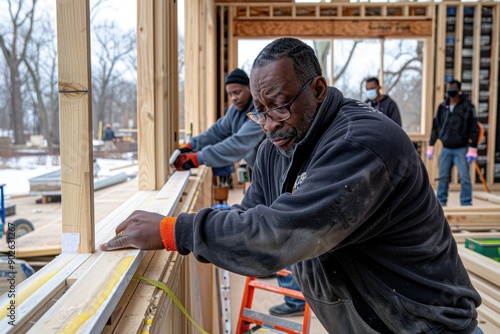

{"left": 273, "top": 108, "right": 290, "bottom": 121}
{"left": 248, "top": 107, "right": 291, "bottom": 124}
{"left": 248, "top": 111, "right": 264, "bottom": 124}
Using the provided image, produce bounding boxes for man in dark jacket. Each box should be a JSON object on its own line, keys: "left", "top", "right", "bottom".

{"left": 171, "top": 68, "right": 265, "bottom": 172}
{"left": 103, "top": 123, "right": 116, "bottom": 152}
{"left": 426, "top": 80, "right": 479, "bottom": 206}
{"left": 365, "top": 77, "right": 402, "bottom": 126}
{"left": 101, "top": 38, "right": 482, "bottom": 333}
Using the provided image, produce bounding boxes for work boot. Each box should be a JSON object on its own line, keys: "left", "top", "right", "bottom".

{"left": 269, "top": 303, "right": 304, "bottom": 317}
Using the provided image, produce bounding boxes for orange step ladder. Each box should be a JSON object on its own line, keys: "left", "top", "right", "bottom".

{"left": 236, "top": 270, "right": 311, "bottom": 334}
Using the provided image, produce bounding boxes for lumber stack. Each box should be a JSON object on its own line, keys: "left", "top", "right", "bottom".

{"left": 458, "top": 247, "right": 500, "bottom": 330}
{"left": 444, "top": 192, "right": 500, "bottom": 232}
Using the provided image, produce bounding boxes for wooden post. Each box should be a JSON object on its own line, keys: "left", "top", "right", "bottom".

{"left": 486, "top": 4, "right": 499, "bottom": 185}
{"left": 185, "top": 0, "right": 201, "bottom": 137}
{"left": 137, "top": 1, "right": 156, "bottom": 190}
{"left": 137, "top": 0, "right": 178, "bottom": 190}
{"left": 56, "top": 0, "right": 95, "bottom": 253}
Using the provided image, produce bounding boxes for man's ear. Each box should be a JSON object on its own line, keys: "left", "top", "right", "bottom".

{"left": 313, "top": 76, "right": 328, "bottom": 102}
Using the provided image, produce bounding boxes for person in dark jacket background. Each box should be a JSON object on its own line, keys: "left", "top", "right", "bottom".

{"left": 103, "top": 123, "right": 116, "bottom": 152}
{"left": 101, "top": 38, "right": 482, "bottom": 333}
{"left": 364, "top": 77, "right": 402, "bottom": 126}
{"left": 171, "top": 68, "right": 265, "bottom": 172}
{"left": 426, "top": 79, "right": 479, "bottom": 206}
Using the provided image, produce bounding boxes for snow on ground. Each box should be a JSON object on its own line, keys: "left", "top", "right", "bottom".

{"left": 0, "top": 156, "right": 138, "bottom": 198}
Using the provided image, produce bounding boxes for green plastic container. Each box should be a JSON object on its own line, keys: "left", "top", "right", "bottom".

{"left": 465, "top": 238, "right": 500, "bottom": 262}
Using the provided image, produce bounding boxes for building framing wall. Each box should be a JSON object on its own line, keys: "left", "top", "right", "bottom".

{"left": 210, "top": 1, "right": 500, "bottom": 191}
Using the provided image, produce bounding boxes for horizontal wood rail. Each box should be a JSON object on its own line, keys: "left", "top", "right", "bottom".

{"left": 218, "top": 2, "right": 434, "bottom": 20}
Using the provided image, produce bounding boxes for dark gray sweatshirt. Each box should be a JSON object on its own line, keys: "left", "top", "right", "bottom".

{"left": 175, "top": 87, "right": 481, "bottom": 333}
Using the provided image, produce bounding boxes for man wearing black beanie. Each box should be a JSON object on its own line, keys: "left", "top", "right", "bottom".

{"left": 172, "top": 68, "right": 265, "bottom": 177}
{"left": 225, "top": 68, "right": 250, "bottom": 86}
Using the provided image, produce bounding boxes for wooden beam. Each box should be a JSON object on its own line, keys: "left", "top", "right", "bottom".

{"left": 0, "top": 254, "right": 90, "bottom": 330}
{"left": 100, "top": 251, "right": 156, "bottom": 334}
{"left": 445, "top": 212, "right": 500, "bottom": 225}
{"left": 137, "top": 0, "right": 157, "bottom": 190}
{"left": 154, "top": 0, "right": 169, "bottom": 189}
{"left": 185, "top": 0, "right": 200, "bottom": 137}
{"left": 30, "top": 171, "right": 191, "bottom": 334}
{"left": 56, "top": 0, "right": 95, "bottom": 253}
{"left": 444, "top": 205, "right": 500, "bottom": 213}
{"left": 459, "top": 247, "right": 500, "bottom": 286}
{"left": 233, "top": 19, "right": 433, "bottom": 38}
{"left": 474, "top": 192, "right": 500, "bottom": 205}
{"left": 486, "top": 4, "right": 499, "bottom": 184}
{"left": 454, "top": 232, "right": 500, "bottom": 243}
{"left": 168, "top": 0, "right": 180, "bottom": 163}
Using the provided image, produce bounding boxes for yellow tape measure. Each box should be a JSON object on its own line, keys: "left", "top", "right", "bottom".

{"left": 134, "top": 274, "right": 209, "bottom": 334}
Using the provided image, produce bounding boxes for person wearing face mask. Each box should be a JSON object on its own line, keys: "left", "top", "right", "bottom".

{"left": 101, "top": 39, "right": 482, "bottom": 333}
{"left": 364, "top": 77, "right": 402, "bottom": 126}
{"left": 426, "top": 80, "right": 479, "bottom": 206}
{"left": 171, "top": 68, "right": 265, "bottom": 174}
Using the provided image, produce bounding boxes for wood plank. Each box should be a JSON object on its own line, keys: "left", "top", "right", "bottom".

{"left": 458, "top": 247, "right": 500, "bottom": 287}
{"left": 453, "top": 232, "right": 500, "bottom": 244}
{"left": 153, "top": 0, "right": 175, "bottom": 189}
{"left": 100, "top": 251, "right": 155, "bottom": 334}
{"left": 94, "top": 191, "right": 157, "bottom": 246}
{"left": 29, "top": 171, "right": 190, "bottom": 334}
{"left": 56, "top": 0, "right": 95, "bottom": 253}
{"left": 0, "top": 253, "right": 90, "bottom": 331}
{"left": 469, "top": 274, "right": 500, "bottom": 312}
{"left": 476, "top": 303, "right": 500, "bottom": 329}
{"left": 474, "top": 192, "right": 500, "bottom": 205}
{"left": 137, "top": 0, "right": 157, "bottom": 191}
{"left": 106, "top": 170, "right": 204, "bottom": 333}
{"left": 110, "top": 251, "right": 175, "bottom": 333}
{"left": 185, "top": 0, "right": 202, "bottom": 137}
{"left": 444, "top": 205, "right": 500, "bottom": 213}
{"left": 233, "top": 19, "right": 433, "bottom": 38}
{"left": 30, "top": 250, "right": 146, "bottom": 333}
{"left": 486, "top": 5, "right": 499, "bottom": 184}
{"left": 149, "top": 252, "right": 184, "bottom": 334}
{"left": 445, "top": 212, "right": 500, "bottom": 224}
{"left": 67, "top": 190, "right": 157, "bottom": 285}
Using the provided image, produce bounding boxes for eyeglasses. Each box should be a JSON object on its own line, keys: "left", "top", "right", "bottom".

{"left": 247, "top": 78, "right": 313, "bottom": 124}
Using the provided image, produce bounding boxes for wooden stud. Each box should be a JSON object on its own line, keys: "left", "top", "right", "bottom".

{"left": 56, "top": 0, "right": 95, "bottom": 253}
{"left": 137, "top": 0, "right": 157, "bottom": 190}
{"left": 486, "top": 5, "right": 499, "bottom": 185}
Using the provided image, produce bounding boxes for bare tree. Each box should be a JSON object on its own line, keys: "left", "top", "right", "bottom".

{"left": 0, "top": 62, "right": 10, "bottom": 134}
{"left": 91, "top": 22, "right": 136, "bottom": 134}
{"left": 0, "top": 0, "right": 37, "bottom": 145}
{"left": 24, "top": 16, "right": 58, "bottom": 151}
{"left": 384, "top": 40, "right": 423, "bottom": 94}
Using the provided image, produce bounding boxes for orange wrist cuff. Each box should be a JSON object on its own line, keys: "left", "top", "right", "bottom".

{"left": 160, "top": 217, "right": 177, "bottom": 251}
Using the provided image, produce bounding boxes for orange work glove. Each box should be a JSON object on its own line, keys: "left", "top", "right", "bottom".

{"left": 174, "top": 152, "right": 200, "bottom": 170}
